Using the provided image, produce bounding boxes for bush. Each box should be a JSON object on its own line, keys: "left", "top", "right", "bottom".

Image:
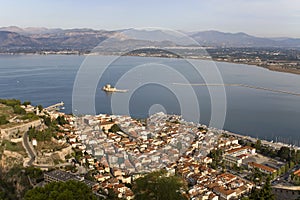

{"left": 0, "top": 115, "right": 9, "bottom": 125}
{"left": 21, "top": 112, "right": 39, "bottom": 120}
{"left": 13, "top": 105, "right": 26, "bottom": 115}
{"left": 0, "top": 99, "right": 21, "bottom": 107}
{"left": 28, "top": 127, "right": 54, "bottom": 142}
{"left": 133, "top": 170, "right": 187, "bottom": 200}
{"left": 109, "top": 124, "right": 121, "bottom": 133}
{"left": 24, "top": 180, "right": 97, "bottom": 200}
{"left": 23, "top": 101, "right": 31, "bottom": 106}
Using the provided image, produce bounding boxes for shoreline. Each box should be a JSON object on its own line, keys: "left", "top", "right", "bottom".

{"left": 1, "top": 52, "right": 299, "bottom": 76}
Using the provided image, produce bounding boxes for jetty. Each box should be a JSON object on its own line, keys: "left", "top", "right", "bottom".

{"left": 45, "top": 101, "right": 64, "bottom": 112}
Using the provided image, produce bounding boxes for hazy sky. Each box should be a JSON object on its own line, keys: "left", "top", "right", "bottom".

{"left": 0, "top": 0, "right": 299, "bottom": 37}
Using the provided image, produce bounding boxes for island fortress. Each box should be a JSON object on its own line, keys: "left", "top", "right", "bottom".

{"left": 102, "top": 84, "right": 128, "bottom": 93}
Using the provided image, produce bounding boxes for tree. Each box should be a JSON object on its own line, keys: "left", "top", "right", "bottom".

{"left": 109, "top": 124, "right": 121, "bottom": 133}
{"left": 254, "top": 139, "right": 262, "bottom": 150}
{"left": 248, "top": 177, "right": 274, "bottom": 200}
{"left": 259, "top": 177, "right": 275, "bottom": 200}
{"left": 43, "top": 116, "right": 52, "bottom": 127}
{"left": 27, "top": 127, "right": 53, "bottom": 142}
{"left": 106, "top": 188, "right": 119, "bottom": 200}
{"left": 132, "top": 170, "right": 187, "bottom": 200}
{"left": 0, "top": 99, "right": 21, "bottom": 107}
{"left": 23, "top": 101, "right": 31, "bottom": 106}
{"left": 278, "top": 146, "right": 290, "bottom": 161}
{"left": 13, "top": 105, "right": 26, "bottom": 115}
{"left": 24, "top": 180, "right": 97, "bottom": 200}
{"left": 0, "top": 115, "right": 9, "bottom": 125}
{"left": 37, "top": 105, "right": 43, "bottom": 112}
{"left": 56, "top": 116, "right": 67, "bottom": 126}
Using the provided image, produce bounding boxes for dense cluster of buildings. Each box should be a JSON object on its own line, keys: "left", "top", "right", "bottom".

{"left": 57, "top": 112, "right": 262, "bottom": 199}
{"left": 2, "top": 100, "right": 298, "bottom": 199}
{"left": 50, "top": 111, "right": 292, "bottom": 199}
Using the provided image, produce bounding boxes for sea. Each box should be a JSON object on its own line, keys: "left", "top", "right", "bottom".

{"left": 0, "top": 54, "right": 300, "bottom": 145}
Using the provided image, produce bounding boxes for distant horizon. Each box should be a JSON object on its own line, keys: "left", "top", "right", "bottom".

{"left": 1, "top": 25, "right": 299, "bottom": 39}
{"left": 0, "top": 0, "right": 299, "bottom": 38}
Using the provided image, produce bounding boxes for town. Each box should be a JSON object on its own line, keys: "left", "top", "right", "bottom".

{"left": 125, "top": 47, "right": 300, "bottom": 75}
{"left": 1, "top": 99, "right": 300, "bottom": 199}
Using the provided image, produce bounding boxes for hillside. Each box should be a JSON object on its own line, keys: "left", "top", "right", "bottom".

{"left": 0, "top": 27, "right": 299, "bottom": 53}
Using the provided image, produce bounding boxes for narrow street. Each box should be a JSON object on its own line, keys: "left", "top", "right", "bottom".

{"left": 22, "top": 132, "right": 36, "bottom": 166}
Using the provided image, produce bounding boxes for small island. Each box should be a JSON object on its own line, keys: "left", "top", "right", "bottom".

{"left": 102, "top": 84, "right": 128, "bottom": 93}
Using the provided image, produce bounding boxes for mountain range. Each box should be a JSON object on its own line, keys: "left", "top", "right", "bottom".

{"left": 0, "top": 26, "right": 299, "bottom": 52}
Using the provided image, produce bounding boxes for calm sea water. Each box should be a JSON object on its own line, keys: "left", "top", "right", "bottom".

{"left": 0, "top": 54, "right": 300, "bottom": 144}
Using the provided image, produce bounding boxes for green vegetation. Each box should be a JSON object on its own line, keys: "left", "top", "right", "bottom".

{"left": 0, "top": 167, "right": 32, "bottom": 200}
{"left": 42, "top": 115, "right": 67, "bottom": 130}
{"left": 2, "top": 140, "right": 25, "bottom": 152}
{"left": 207, "top": 149, "right": 223, "bottom": 169}
{"left": 243, "top": 177, "right": 274, "bottom": 200}
{"left": 0, "top": 99, "right": 39, "bottom": 125}
{"left": 0, "top": 99, "right": 26, "bottom": 115}
{"left": 25, "top": 167, "right": 43, "bottom": 180}
{"left": 24, "top": 180, "right": 97, "bottom": 200}
{"left": 27, "top": 115, "right": 68, "bottom": 142}
{"left": 42, "top": 116, "right": 52, "bottom": 127}
{"left": 22, "top": 101, "right": 31, "bottom": 107}
{"left": 0, "top": 99, "right": 21, "bottom": 107}
{"left": 56, "top": 115, "right": 67, "bottom": 126}
{"left": 0, "top": 115, "right": 9, "bottom": 125}
{"left": 72, "top": 149, "right": 83, "bottom": 162}
{"left": 27, "top": 127, "right": 54, "bottom": 142}
{"left": 109, "top": 124, "right": 121, "bottom": 133}
{"left": 37, "top": 105, "right": 43, "bottom": 112}
{"left": 132, "top": 170, "right": 187, "bottom": 200}
{"left": 0, "top": 180, "right": 18, "bottom": 200}
{"left": 21, "top": 112, "right": 39, "bottom": 121}
{"left": 13, "top": 105, "right": 26, "bottom": 115}
{"left": 239, "top": 139, "right": 300, "bottom": 163}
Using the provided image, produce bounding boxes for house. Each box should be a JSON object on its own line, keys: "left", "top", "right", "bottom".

{"left": 32, "top": 138, "right": 37, "bottom": 146}
{"left": 248, "top": 162, "right": 276, "bottom": 175}
{"left": 213, "top": 186, "right": 236, "bottom": 200}
{"left": 112, "top": 168, "right": 123, "bottom": 177}
{"left": 94, "top": 174, "right": 111, "bottom": 182}
{"left": 100, "top": 121, "right": 115, "bottom": 131}
{"left": 118, "top": 175, "right": 132, "bottom": 184}
{"left": 223, "top": 154, "right": 243, "bottom": 167}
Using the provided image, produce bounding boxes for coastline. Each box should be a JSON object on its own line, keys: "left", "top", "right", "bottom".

{"left": 1, "top": 52, "right": 299, "bottom": 76}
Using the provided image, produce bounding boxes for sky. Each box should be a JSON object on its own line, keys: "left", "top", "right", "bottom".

{"left": 0, "top": 0, "right": 299, "bottom": 37}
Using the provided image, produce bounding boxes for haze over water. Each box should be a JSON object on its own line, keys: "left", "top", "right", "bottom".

{"left": 1, "top": 55, "right": 300, "bottom": 145}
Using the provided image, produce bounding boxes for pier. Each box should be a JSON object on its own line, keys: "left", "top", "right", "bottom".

{"left": 45, "top": 101, "right": 64, "bottom": 112}
{"left": 173, "top": 83, "right": 300, "bottom": 96}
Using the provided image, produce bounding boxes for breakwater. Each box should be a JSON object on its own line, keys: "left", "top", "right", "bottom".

{"left": 173, "top": 83, "right": 300, "bottom": 96}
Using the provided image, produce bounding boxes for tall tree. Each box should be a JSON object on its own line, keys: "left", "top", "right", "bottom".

{"left": 133, "top": 170, "right": 187, "bottom": 200}
{"left": 24, "top": 180, "right": 97, "bottom": 200}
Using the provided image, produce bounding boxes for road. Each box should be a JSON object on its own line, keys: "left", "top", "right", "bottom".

{"left": 272, "top": 164, "right": 300, "bottom": 186}
{"left": 22, "top": 131, "right": 36, "bottom": 166}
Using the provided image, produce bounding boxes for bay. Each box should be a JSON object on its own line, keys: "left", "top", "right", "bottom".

{"left": 0, "top": 54, "right": 299, "bottom": 144}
